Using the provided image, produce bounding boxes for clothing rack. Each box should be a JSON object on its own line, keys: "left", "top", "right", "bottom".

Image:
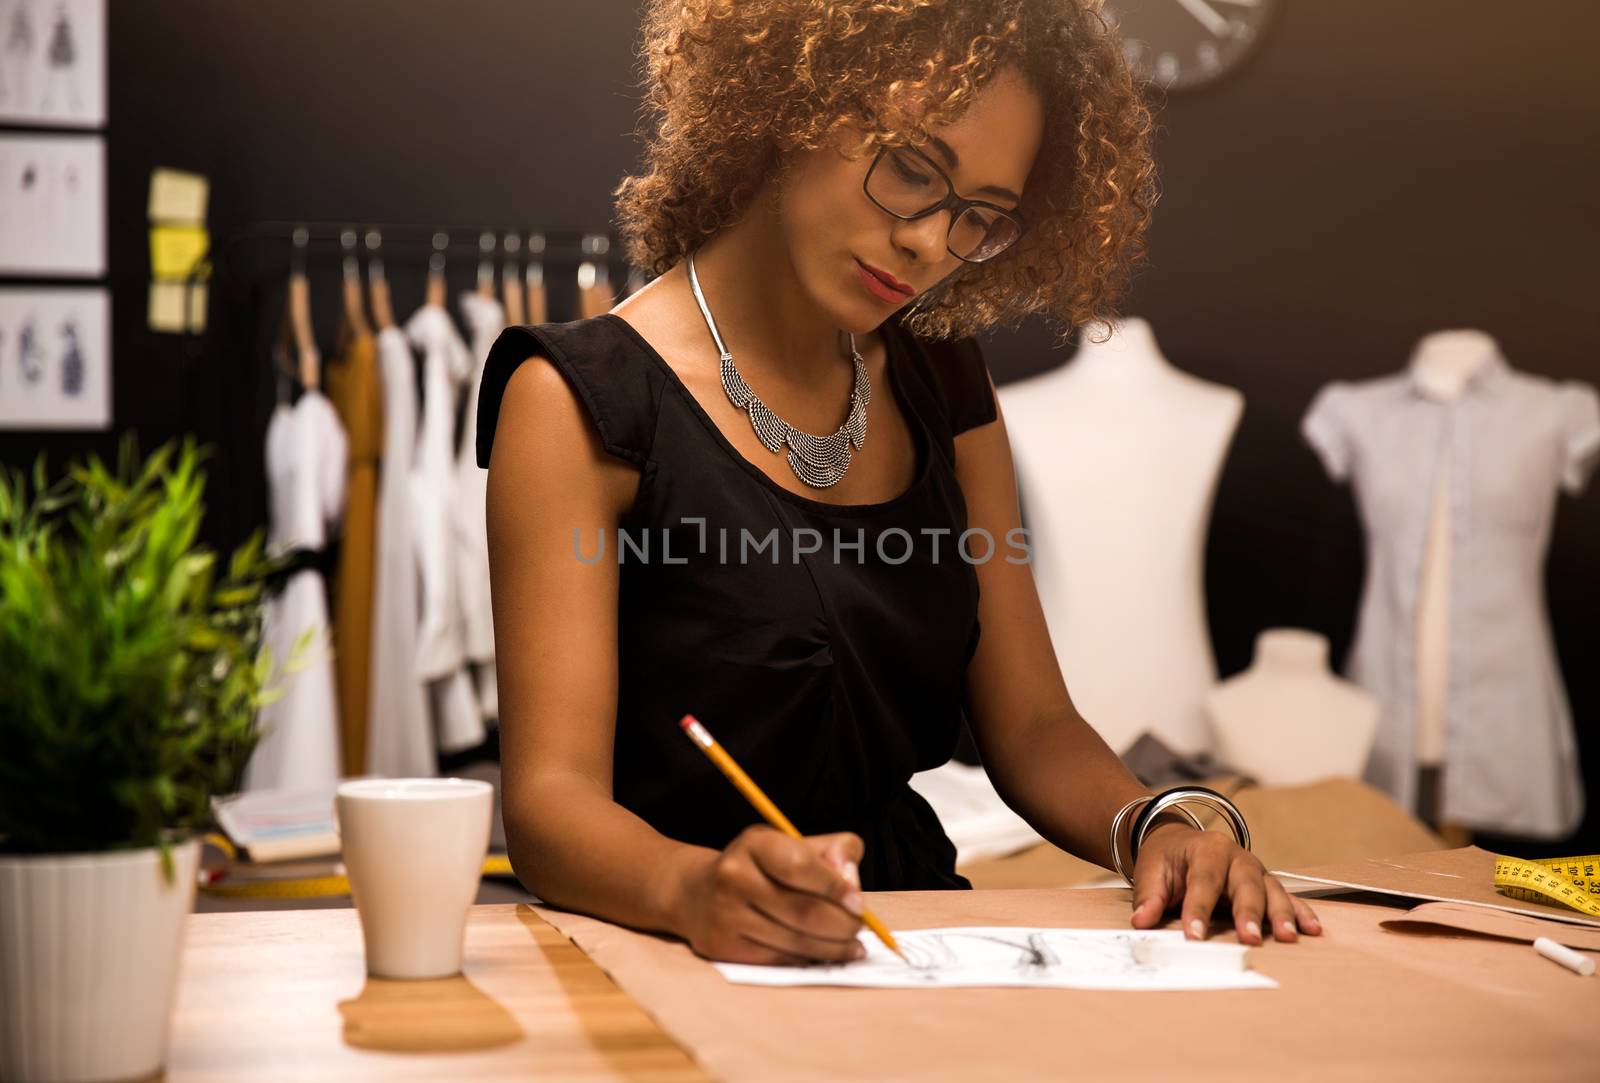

{"left": 223, "top": 221, "right": 631, "bottom": 282}
{"left": 228, "top": 221, "right": 614, "bottom": 255}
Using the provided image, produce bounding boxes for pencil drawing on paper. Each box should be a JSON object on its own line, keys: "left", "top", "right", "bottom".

{"left": 880, "top": 930, "right": 1065, "bottom": 979}
{"left": 708, "top": 926, "right": 1278, "bottom": 991}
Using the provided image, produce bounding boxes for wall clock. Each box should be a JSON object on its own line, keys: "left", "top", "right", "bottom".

{"left": 1102, "top": 0, "right": 1278, "bottom": 92}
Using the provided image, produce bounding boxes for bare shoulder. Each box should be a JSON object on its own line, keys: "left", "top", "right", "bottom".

{"left": 953, "top": 367, "right": 1016, "bottom": 501}
{"left": 488, "top": 346, "right": 640, "bottom": 527}
{"left": 607, "top": 265, "right": 703, "bottom": 366}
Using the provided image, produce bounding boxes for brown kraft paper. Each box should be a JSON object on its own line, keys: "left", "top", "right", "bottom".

{"left": 528, "top": 871, "right": 1598, "bottom": 1082}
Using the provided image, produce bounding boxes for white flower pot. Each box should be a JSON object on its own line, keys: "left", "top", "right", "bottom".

{"left": 0, "top": 837, "right": 200, "bottom": 1083}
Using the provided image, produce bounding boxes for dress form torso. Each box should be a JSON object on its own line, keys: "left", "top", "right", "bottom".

{"left": 997, "top": 317, "right": 1243, "bottom": 755}
{"left": 1204, "top": 628, "right": 1379, "bottom": 785}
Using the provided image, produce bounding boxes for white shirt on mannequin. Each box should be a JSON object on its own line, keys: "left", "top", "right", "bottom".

{"left": 997, "top": 317, "right": 1243, "bottom": 756}
{"left": 1301, "top": 331, "right": 1600, "bottom": 837}
{"left": 1410, "top": 330, "right": 1496, "bottom": 772}
{"left": 1204, "top": 628, "right": 1378, "bottom": 786}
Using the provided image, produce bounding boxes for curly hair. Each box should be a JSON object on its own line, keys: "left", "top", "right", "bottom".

{"left": 612, "top": 0, "right": 1158, "bottom": 343}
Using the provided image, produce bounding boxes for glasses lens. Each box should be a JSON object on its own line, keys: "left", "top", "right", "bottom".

{"left": 951, "top": 206, "right": 1021, "bottom": 262}
{"left": 866, "top": 147, "right": 1022, "bottom": 262}
{"left": 867, "top": 147, "right": 946, "bottom": 217}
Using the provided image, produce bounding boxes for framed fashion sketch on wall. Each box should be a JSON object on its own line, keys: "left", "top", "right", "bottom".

{"left": 0, "top": 132, "right": 104, "bottom": 275}
{"left": 0, "top": 286, "right": 108, "bottom": 428}
{"left": 0, "top": 0, "right": 106, "bottom": 128}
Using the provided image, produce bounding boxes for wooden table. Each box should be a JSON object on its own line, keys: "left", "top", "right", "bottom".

{"left": 166, "top": 905, "right": 710, "bottom": 1081}
{"left": 166, "top": 887, "right": 1599, "bottom": 1082}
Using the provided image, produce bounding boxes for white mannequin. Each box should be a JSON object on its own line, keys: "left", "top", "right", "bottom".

{"left": 997, "top": 317, "right": 1243, "bottom": 755}
{"left": 1408, "top": 330, "right": 1496, "bottom": 777}
{"left": 1204, "top": 628, "right": 1379, "bottom": 785}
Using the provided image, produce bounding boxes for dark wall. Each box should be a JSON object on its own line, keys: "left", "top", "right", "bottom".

{"left": 2, "top": 1, "right": 1595, "bottom": 849}
{"left": 1, "top": 0, "right": 648, "bottom": 548}
{"left": 1133, "top": 0, "right": 1600, "bottom": 855}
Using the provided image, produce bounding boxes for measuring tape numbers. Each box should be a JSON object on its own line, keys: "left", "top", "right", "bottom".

{"left": 1492, "top": 853, "right": 1600, "bottom": 920}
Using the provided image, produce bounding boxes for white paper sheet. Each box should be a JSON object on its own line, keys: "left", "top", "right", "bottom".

{"left": 908, "top": 761, "right": 1045, "bottom": 863}
{"left": 711, "top": 927, "right": 1277, "bottom": 990}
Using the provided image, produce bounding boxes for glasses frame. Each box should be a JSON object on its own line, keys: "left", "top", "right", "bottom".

{"left": 862, "top": 142, "right": 1026, "bottom": 264}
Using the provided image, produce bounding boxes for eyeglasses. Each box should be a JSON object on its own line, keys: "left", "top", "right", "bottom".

{"left": 863, "top": 142, "right": 1025, "bottom": 263}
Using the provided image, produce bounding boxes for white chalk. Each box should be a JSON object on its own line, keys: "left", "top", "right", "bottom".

{"left": 1533, "top": 936, "right": 1595, "bottom": 977}
{"left": 1132, "top": 939, "right": 1251, "bottom": 972}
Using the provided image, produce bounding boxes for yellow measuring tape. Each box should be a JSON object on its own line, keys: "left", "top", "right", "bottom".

{"left": 198, "top": 833, "right": 515, "bottom": 900}
{"left": 1493, "top": 853, "right": 1600, "bottom": 919}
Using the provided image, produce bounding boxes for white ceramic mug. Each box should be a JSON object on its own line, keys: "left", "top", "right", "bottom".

{"left": 334, "top": 778, "right": 494, "bottom": 980}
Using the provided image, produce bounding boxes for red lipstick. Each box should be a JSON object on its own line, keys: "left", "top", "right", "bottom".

{"left": 855, "top": 257, "right": 914, "bottom": 302}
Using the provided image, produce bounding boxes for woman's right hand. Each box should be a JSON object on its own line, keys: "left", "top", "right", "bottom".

{"left": 673, "top": 825, "right": 868, "bottom": 965}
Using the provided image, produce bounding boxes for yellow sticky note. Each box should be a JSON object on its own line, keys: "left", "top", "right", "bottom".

{"left": 149, "top": 168, "right": 209, "bottom": 223}
{"left": 149, "top": 280, "right": 187, "bottom": 331}
{"left": 150, "top": 225, "right": 210, "bottom": 278}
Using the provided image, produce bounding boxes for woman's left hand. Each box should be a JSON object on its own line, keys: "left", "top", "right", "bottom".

{"left": 1129, "top": 822, "right": 1323, "bottom": 944}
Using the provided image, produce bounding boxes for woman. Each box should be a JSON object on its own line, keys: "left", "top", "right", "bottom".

{"left": 479, "top": 0, "right": 1322, "bottom": 965}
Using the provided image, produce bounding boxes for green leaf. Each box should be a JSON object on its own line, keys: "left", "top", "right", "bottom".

{"left": 0, "top": 437, "right": 276, "bottom": 855}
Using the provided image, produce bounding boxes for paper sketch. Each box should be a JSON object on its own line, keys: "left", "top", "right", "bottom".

{"left": 711, "top": 927, "right": 1276, "bottom": 990}
{"left": 0, "top": 0, "right": 105, "bottom": 127}
{"left": 0, "top": 132, "right": 105, "bottom": 275}
{"left": 0, "top": 286, "right": 108, "bottom": 428}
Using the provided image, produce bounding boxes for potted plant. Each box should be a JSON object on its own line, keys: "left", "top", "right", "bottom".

{"left": 0, "top": 436, "right": 288, "bottom": 1083}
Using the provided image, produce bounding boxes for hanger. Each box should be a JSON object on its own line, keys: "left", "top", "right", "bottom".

{"left": 425, "top": 230, "right": 448, "bottom": 309}
{"left": 288, "top": 226, "right": 320, "bottom": 391}
{"left": 501, "top": 232, "right": 524, "bottom": 323}
{"left": 339, "top": 227, "right": 373, "bottom": 341}
{"left": 577, "top": 233, "right": 613, "bottom": 318}
{"left": 365, "top": 229, "right": 396, "bottom": 331}
{"left": 272, "top": 292, "right": 299, "bottom": 406}
{"left": 476, "top": 231, "right": 496, "bottom": 299}
{"left": 525, "top": 232, "right": 546, "bottom": 324}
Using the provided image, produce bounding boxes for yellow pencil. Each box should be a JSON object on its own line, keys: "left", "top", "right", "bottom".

{"left": 677, "top": 713, "right": 907, "bottom": 964}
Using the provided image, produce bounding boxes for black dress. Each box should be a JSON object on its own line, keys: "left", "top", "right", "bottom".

{"left": 475, "top": 309, "right": 998, "bottom": 891}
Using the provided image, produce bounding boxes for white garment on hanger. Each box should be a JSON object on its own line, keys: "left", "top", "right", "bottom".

{"left": 243, "top": 391, "right": 347, "bottom": 792}
{"left": 456, "top": 291, "right": 504, "bottom": 720}
{"left": 365, "top": 326, "right": 435, "bottom": 779}
{"left": 404, "top": 303, "right": 486, "bottom": 754}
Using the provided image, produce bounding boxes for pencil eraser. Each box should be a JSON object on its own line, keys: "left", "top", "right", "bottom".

{"left": 1132, "top": 939, "right": 1251, "bottom": 972}
{"left": 679, "top": 714, "right": 695, "bottom": 730}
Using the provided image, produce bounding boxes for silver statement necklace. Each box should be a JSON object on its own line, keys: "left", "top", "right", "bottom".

{"left": 687, "top": 249, "right": 869, "bottom": 489}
